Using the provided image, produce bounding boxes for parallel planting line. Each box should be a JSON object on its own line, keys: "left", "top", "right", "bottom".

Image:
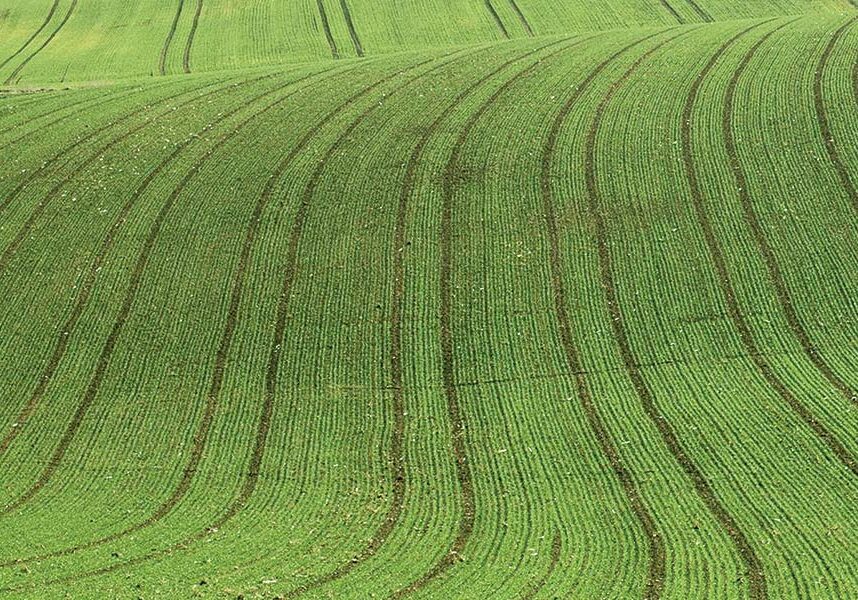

{"left": 681, "top": 18, "right": 858, "bottom": 477}
{"left": 3, "top": 58, "right": 443, "bottom": 592}
{"left": 727, "top": 20, "right": 858, "bottom": 406}
{"left": 659, "top": 0, "right": 685, "bottom": 24}
{"left": 0, "top": 73, "right": 271, "bottom": 461}
{"left": 520, "top": 532, "right": 562, "bottom": 600}
{"left": 0, "top": 0, "right": 60, "bottom": 72}
{"left": 183, "top": 0, "right": 203, "bottom": 73}
{"left": 317, "top": 0, "right": 340, "bottom": 59}
{"left": 0, "top": 85, "right": 163, "bottom": 152}
{"left": 160, "top": 0, "right": 185, "bottom": 75}
{"left": 814, "top": 17, "right": 858, "bottom": 214}
{"left": 390, "top": 35, "right": 587, "bottom": 599}
{"left": 278, "top": 49, "right": 481, "bottom": 599}
{"left": 339, "top": 0, "right": 364, "bottom": 57}
{"left": 4, "top": 0, "right": 79, "bottom": 85}
{"left": 0, "top": 78, "right": 240, "bottom": 278}
{"left": 485, "top": 0, "right": 510, "bottom": 39}
{"left": 540, "top": 30, "right": 672, "bottom": 600}
{"left": 507, "top": 0, "right": 534, "bottom": 36}
{"left": 579, "top": 26, "right": 770, "bottom": 599}
{"left": 0, "top": 76, "right": 227, "bottom": 218}
{"left": 0, "top": 69, "right": 334, "bottom": 523}
{"left": 684, "top": 0, "right": 712, "bottom": 22}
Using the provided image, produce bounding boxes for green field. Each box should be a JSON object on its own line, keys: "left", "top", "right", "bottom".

{"left": 0, "top": 0, "right": 856, "bottom": 597}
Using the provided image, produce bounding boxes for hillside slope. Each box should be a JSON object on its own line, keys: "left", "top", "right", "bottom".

{"left": 0, "top": 1, "right": 856, "bottom": 599}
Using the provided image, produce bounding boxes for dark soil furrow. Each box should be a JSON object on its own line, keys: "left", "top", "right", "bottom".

{"left": 280, "top": 50, "right": 477, "bottom": 599}
{"left": 4, "top": 0, "right": 78, "bottom": 85}
{"left": 729, "top": 20, "right": 858, "bottom": 407}
{"left": 541, "top": 29, "right": 676, "bottom": 600}
{"left": 317, "top": 0, "right": 340, "bottom": 59}
{"left": 520, "top": 531, "right": 562, "bottom": 599}
{"left": 659, "top": 0, "right": 685, "bottom": 24}
{"left": 485, "top": 0, "right": 510, "bottom": 39}
{"left": 0, "top": 59, "right": 435, "bottom": 591}
{"left": 160, "top": 0, "right": 185, "bottom": 75}
{"left": 0, "top": 71, "right": 319, "bottom": 517}
{"left": 0, "top": 76, "right": 228, "bottom": 218}
{"left": 339, "top": 0, "right": 364, "bottom": 56}
{"left": 684, "top": 0, "right": 712, "bottom": 22}
{"left": 814, "top": 17, "right": 858, "bottom": 214}
{"left": 0, "top": 0, "right": 61, "bottom": 73}
{"left": 182, "top": 0, "right": 203, "bottom": 74}
{"left": 0, "top": 78, "right": 251, "bottom": 459}
{"left": 508, "top": 0, "right": 534, "bottom": 36}
{"left": 390, "top": 35, "right": 586, "bottom": 599}
{"left": 682, "top": 19, "right": 858, "bottom": 479}
{"left": 583, "top": 25, "right": 772, "bottom": 599}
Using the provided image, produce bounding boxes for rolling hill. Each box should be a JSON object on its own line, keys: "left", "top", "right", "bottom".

{"left": 0, "top": 0, "right": 856, "bottom": 598}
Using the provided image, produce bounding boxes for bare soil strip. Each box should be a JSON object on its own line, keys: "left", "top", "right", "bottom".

{"left": 508, "top": 0, "right": 534, "bottom": 36}
{"left": 279, "top": 50, "right": 480, "bottom": 599}
{"left": 390, "top": 36, "right": 588, "bottom": 599}
{"left": 520, "top": 531, "right": 562, "bottom": 599}
{"left": 0, "top": 73, "right": 337, "bottom": 569}
{"left": 659, "top": 0, "right": 685, "bottom": 24}
{"left": 684, "top": 0, "right": 712, "bottom": 22}
{"left": 4, "top": 0, "right": 79, "bottom": 85}
{"left": 584, "top": 25, "right": 771, "bottom": 599}
{"left": 0, "top": 59, "right": 442, "bottom": 592}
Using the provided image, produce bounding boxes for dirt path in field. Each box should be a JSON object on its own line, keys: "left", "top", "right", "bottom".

{"left": 4, "top": 0, "right": 78, "bottom": 85}
{"left": 0, "top": 79, "right": 231, "bottom": 460}
{"left": 659, "top": 0, "right": 685, "bottom": 24}
{"left": 684, "top": 0, "right": 712, "bottom": 22}
{"left": 0, "top": 69, "right": 338, "bottom": 567}
{"left": 520, "top": 531, "right": 561, "bottom": 599}
{"left": 680, "top": 19, "right": 858, "bottom": 480}
{"left": 160, "top": 0, "right": 185, "bottom": 75}
{"left": 0, "top": 0, "right": 61, "bottom": 73}
{"left": 387, "top": 37, "right": 584, "bottom": 599}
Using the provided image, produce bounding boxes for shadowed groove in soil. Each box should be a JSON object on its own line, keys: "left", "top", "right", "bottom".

{"left": 183, "top": 0, "right": 203, "bottom": 73}
{"left": 540, "top": 29, "right": 676, "bottom": 600}
{"left": 520, "top": 531, "right": 562, "bottom": 599}
{"left": 339, "top": 0, "right": 364, "bottom": 56}
{"left": 0, "top": 71, "right": 331, "bottom": 518}
{"left": 485, "top": 0, "right": 510, "bottom": 39}
{"left": 317, "top": 0, "right": 340, "bottom": 59}
{"left": 508, "top": 0, "right": 534, "bottom": 35}
{"left": 813, "top": 16, "right": 858, "bottom": 214}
